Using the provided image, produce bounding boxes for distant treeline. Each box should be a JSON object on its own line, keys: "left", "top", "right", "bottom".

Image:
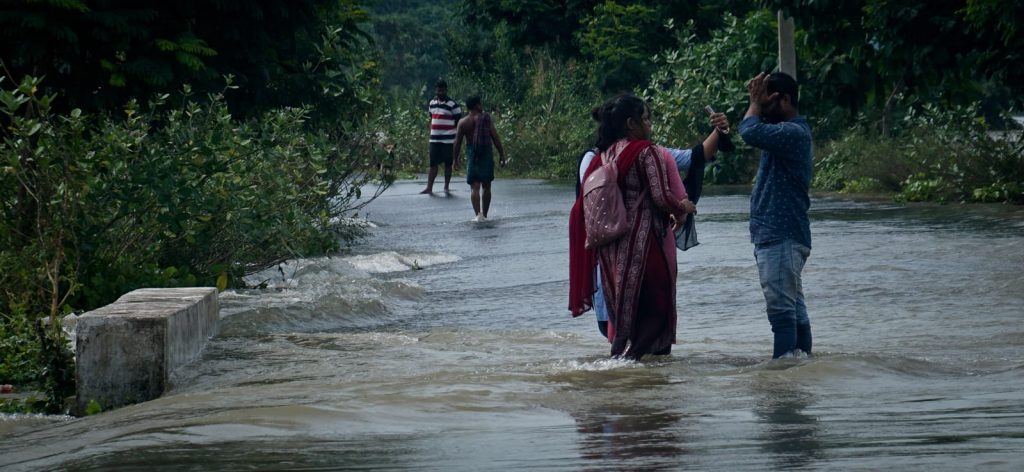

{"left": 370, "top": 0, "right": 1022, "bottom": 202}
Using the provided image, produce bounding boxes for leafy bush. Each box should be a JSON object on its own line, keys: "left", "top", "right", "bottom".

{"left": 0, "top": 303, "right": 73, "bottom": 413}
{"left": 1, "top": 76, "right": 390, "bottom": 410}
{"left": 813, "top": 131, "right": 916, "bottom": 193}
{"left": 0, "top": 303, "right": 37, "bottom": 386}
{"left": 0, "top": 0, "right": 374, "bottom": 121}
{"left": 575, "top": 1, "right": 660, "bottom": 92}
{"left": 815, "top": 102, "right": 1024, "bottom": 203}
{"left": 645, "top": 11, "right": 777, "bottom": 184}
{"left": 477, "top": 55, "right": 599, "bottom": 179}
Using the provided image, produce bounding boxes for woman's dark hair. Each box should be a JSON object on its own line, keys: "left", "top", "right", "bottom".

{"left": 593, "top": 94, "right": 648, "bottom": 152}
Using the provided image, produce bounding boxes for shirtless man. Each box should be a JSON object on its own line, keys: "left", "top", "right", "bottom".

{"left": 453, "top": 95, "right": 506, "bottom": 222}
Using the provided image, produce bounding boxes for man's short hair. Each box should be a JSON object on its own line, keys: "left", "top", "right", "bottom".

{"left": 766, "top": 72, "right": 798, "bottom": 109}
{"left": 435, "top": 78, "right": 448, "bottom": 88}
{"left": 466, "top": 95, "right": 482, "bottom": 110}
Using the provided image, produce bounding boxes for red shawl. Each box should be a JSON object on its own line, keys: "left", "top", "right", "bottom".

{"left": 568, "top": 139, "right": 651, "bottom": 317}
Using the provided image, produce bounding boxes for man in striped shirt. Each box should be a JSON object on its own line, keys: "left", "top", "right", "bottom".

{"left": 421, "top": 79, "right": 462, "bottom": 194}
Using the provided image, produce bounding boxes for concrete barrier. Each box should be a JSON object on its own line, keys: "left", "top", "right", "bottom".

{"left": 75, "top": 287, "right": 219, "bottom": 412}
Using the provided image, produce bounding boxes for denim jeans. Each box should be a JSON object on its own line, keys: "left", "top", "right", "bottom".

{"left": 593, "top": 265, "right": 609, "bottom": 322}
{"left": 754, "top": 239, "right": 812, "bottom": 358}
{"left": 594, "top": 265, "right": 609, "bottom": 338}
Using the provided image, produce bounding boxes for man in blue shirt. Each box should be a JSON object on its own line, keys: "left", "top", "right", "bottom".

{"left": 738, "top": 72, "right": 814, "bottom": 359}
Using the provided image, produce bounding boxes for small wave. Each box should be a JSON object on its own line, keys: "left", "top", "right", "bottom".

{"left": 341, "top": 331, "right": 419, "bottom": 346}
{"left": 343, "top": 251, "right": 460, "bottom": 273}
{"left": 539, "top": 330, "right": 580, "bottom": 341}
{"left": 329, "top": 216, "right": 378, "bottom": 228}
{"left": 369, "top": 278, "right": 424, "bottom": 299}
{"left": 224, "top": 256, "right": 426, "bottom": 315}
{"left": 219, "top": 299, "right": 393, "bottom": 336}
{"left": 280, "top": 331, "right": 420, "bottom": 350}
{"left": 730, "top": 352, "right": 961, "bottom": 381}
{"left": 547, "top": 358, "right": 642, "bottom": 373}
{"left": 219, "top": 256, "right": 432, "bottom": 334}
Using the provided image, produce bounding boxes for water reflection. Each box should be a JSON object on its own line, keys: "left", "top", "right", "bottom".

{"left": 753, "top": 379, "right": 824, "bottom": 469}
{"left": 575, "top": 405, "right": 686, "bottom": 469}
{"left": 564, "top": 368, "right": 690, "bottom": 470}
{"left": 60, "top": 438, "right": 415, "bottom": 471}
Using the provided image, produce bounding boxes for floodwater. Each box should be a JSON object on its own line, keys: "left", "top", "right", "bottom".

{"left": 2, "top": 178, "right": 1023, "bottom": 471}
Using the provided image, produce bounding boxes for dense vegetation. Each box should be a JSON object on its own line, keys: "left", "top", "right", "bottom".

{"left": 1, "top": 0, "right": 388, "bottom": 413}
{"left": 372, "top": 0, "right": 1022, "bottom": 200}
{"left": 2, "top": 0, "right": 1022, "bottom": 413}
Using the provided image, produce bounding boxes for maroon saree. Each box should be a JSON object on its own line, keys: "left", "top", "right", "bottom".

{"left": 569, "top": 139, "right": 688, "bottom": 359}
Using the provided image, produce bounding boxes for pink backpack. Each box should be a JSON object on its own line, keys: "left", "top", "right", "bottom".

{"left": 582, "top": 154, "right": 643, "bottom": 249}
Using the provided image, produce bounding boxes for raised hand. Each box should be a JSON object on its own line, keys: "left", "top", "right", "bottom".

{"left": 747, "top": 72, "right": 778, "bottom": 109}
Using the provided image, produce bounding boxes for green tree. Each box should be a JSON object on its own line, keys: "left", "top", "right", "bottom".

{"left": 575, "top": 1, "right": 659, "bottom": 92}
{"left": 367, "top": 0, "right": 457, "bottom": 92}
{"left": 457, "top": 0, "right": 756, "bottom": 93}
{"left": 646, "top": 10, "right": 777, "bottom": 184}
{"left": 0, "top": 0, "right": 373, "bottom": 121}
{"left": 460, "top": 0, "right": 599, "bottom": 56}
{"left": 764, "top": 0, "right": 1022, "bottom": 134}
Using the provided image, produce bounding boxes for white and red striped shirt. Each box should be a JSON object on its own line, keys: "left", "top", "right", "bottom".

{"left": 429, "top": 97, "right": 462, "bottom": 144}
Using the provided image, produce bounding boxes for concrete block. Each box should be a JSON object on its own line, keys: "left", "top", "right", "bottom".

{"left": 75, "top": 287, "right": 218, "bottom": 412}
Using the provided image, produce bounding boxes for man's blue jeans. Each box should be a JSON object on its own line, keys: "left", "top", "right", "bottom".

{"left": 754, "top": 239, "right": 812, "bottom": 358}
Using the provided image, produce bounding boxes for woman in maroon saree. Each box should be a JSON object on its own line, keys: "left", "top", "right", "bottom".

{"left": 569, "top": 95, "right": 695, "bottom": 360}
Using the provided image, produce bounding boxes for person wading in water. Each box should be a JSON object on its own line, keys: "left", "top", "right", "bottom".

{"left": 453, "top": 95, "right": 506, "bottom": 222}
{"left": 569, "top": 94, "right": 696, "bottom": 359}
{"left": 421, "top": 78, "right": 462, "bottom": 194}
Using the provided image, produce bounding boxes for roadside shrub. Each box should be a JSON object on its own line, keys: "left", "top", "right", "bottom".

{"left": 813, "top": 131, "right": 917, "bottom": 193}
{"left": 1, "top": 76, "right": 389, "bottom": 410}
{"left": 479, "top": 55, "right": 598, "bottom": 180}
{"left": 0, "top": 303, "right": 37, "bottom": 386}
{"left": 817, "top": 102, "right": 1024, "bottom": 203}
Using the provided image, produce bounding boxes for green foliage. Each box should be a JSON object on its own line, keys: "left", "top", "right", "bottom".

{"left": 456, "top": 0, "right": 755, "bottom": 94}
{"left": 575, "top": 1, "right": 659, "bottom": 92}
{"left": 645, "top": 11, "right": 777, "bottom": 184}
{"left": 0, "top": 303, "right": 38, "bottom": 386}
{"left": 370, "top": 89, "right": 430, "bottom": 176}
{"left": 0, "top": 303, "right": 72, "bottom": 413}
{"left": 814, "top": 132, "right": 904, "bottom": 193}
{"left": 765, "top": 0, "right": 1024, "bottom": 123}
{"left": 84, "top": 399, "right": 103, "bottom": 416}
{"left": 444, "top": 20, "right": 540, "bottom": 105}
{"left": 36, "top": 319, "right": 75, "bottom": 413}
{"left": 460, "top": 0, "right": 601, "bottom": 56}
{"left": 816, "top": 103, "right": 1024, "bottom": 203}
{"left": 1, "top": 77, "right": 391, "bottom": 410}
{"left": 367, "top": 0, "right": 456, "bottom": 92}
{"left": 0, "top": 0, "right": 375, "bottom": 121}
{"left": 488, "top": 56, "right": 599, "bottom": 179}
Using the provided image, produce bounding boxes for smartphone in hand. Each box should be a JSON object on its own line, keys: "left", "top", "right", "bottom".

{"left": 704, "top": 105, "right": 730, "bottom": 134}
{"left": 704, "top": 105, "right": 735, "bottom": 153}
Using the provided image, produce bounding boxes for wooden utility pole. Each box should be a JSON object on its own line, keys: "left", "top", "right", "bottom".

{"left": 777, "top": 10, "right": 796, "bottom": 80}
